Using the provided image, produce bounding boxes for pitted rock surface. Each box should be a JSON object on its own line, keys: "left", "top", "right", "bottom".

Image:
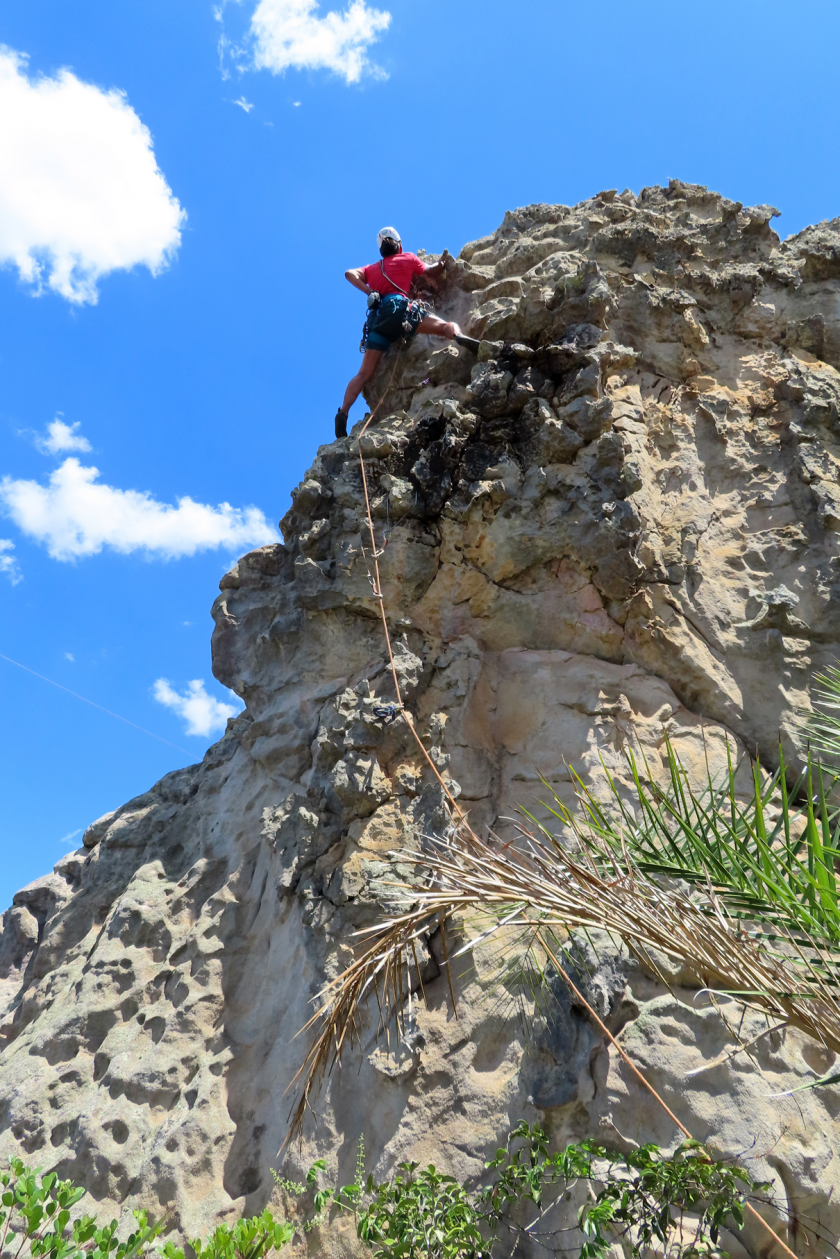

{"left": 2, "top": 183, "right": 840, "bottom": 1254}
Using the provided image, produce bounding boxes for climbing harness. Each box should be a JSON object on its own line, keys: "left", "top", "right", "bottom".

{"left": 359, "top": 259, "right": 433, "bottom": 352}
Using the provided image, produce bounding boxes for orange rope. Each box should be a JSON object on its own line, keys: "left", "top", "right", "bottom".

{"left": 356, "top": 359, "right": 472, "bottom": 830}
{"left": 538, "top": 932, "right": 691, "bottom": 1136}
{"left": 537, "top": 933, "right": 799, "bottom": 1259}
{"left": 352, "top": 354, "right": 801, "bottom": 1259}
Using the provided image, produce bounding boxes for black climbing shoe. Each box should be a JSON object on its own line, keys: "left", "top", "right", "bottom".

{"left": 334, "top": 408, "right": 348, "bottom": 439}
{"left": 455, "top": 334, "right": 481, "bottom": 355}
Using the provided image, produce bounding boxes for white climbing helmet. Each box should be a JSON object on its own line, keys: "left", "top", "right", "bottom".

{"left": 376, "top": 226, "right": 401, "bottom": 247}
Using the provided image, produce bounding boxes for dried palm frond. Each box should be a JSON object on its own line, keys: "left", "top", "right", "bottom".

{"left": 286, "top": 906, "right": 457, "bottom": 1142}
{"left": 288, "top": 676, "right": 840, "bottom": 1139}
{"left": 287, "top": 817, "right": 840, "bottom": 1141}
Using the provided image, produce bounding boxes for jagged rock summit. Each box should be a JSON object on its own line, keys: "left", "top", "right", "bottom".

{"left": 3, "top": 181, "right": 840, "bottom": 1253}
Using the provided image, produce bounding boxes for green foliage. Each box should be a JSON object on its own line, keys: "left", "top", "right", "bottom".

{"left": 479, "top": 1120, "right": 587, "bottom": 1225}
{"left": 2, "top": 1126, "right": 771, "bottom": 1259}
{"left": 572, "top": 1139, "right": 770, "bottom": 1259}
{"left": 0, "top": 1157, "right": 164, "bottom": 1259}
{"left": 187, "top": 1212, "right": 295, "bottom": 1259}
{"left": 271, "top": 1138, "right": 365, "bottom": 1232}
{"left": 0, "top": 1160, "right": 295, "bottom": 1259}
{"left": 536, "top": 736, "right": 840, "bottom": 956}
{"left": 1, "top": 1132, "right": 769, "bottom": 1259}
{"left": 804, "top": 664, "right": 840, "bottom": 773}
{"left": 280, "top": 1123, "right": 768, "bottom": 1259}
{"left": 356, "top": 1163, "right": 480, "bottom": 1259}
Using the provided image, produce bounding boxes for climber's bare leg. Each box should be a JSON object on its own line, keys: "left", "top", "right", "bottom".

{"left": 417, "top": 315, "right": 462, "bottom": 339}
{"left": 342, "top": 348, "right": 383, "bottom": 414}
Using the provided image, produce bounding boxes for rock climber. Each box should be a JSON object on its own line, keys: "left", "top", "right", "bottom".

{"left": 334, "top": 226, "right": 480, "bottom": 439}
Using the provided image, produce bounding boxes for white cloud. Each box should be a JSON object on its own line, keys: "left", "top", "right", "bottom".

{"left": 0, "top": 46, "right": 185, "bottom": 305}
{"left": 0, "top": 539, "right": 21, "bottom": 584}
{"left": 250, "top": 0, "right": 390, "bottom": 83}
{"left": 153, "top": 677, "right": 242, "bottom": 738}
{"left": 0, "top": 457, "right": 279, "bottom": 561}
{"left": 233, "top": 96, "right": 254, "bottom": 112}
{"left": 59, "top": 828, "right": 82, "bottom": 846}
{"left": 35, "top": 418, "right": 92, "bottom": 456}
{"left": 65, "top": 652, "right": 75, "bottom": 661}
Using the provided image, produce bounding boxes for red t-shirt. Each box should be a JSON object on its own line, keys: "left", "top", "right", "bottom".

{"left": 363, "top": 252, "right": 426, "bottom": 297}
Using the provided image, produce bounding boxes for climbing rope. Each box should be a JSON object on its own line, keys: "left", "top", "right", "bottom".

{"left": 356, "top": 351, "right": 472, "bottom": 831}
{"left": 351, "top": 355, "right": 799, "bottom": 1259}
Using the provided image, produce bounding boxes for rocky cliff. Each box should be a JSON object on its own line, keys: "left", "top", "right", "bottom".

{"left": 3, "top": 181, "right": 840, "bottom": 1255}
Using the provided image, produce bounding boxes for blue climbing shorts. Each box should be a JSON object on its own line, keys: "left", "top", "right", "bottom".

{"left": 363, "top": 294, "right": 426, "bottom": 352}
{"left": 365, "top": 325, "right": 397, "bottom": 352}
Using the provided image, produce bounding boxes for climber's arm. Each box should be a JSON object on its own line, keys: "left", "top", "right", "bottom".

{"left": 422, "top": 260, "right": 446, "bottom": 283}
{"left": 345, "top": 267, "right": 371, "bottom": 295}
{"left": 417, "top": 250, "right": 453, "bottom": 286}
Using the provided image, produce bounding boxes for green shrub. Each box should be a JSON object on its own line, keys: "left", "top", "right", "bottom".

{"left": 0, "top": 1157, "right": 163, "bottom": 1259}
{"left": 274, "top": 1122, "right": 770, "bottom": 1259}
{"left": 0, "top": 1160, "right": 293, "bottom": 1259}
{"left": 1, "top": 1126, "right": 769, "bottom": 1259}
{"left": 186, "top": 1213, "right": 295, "bottom": 1259}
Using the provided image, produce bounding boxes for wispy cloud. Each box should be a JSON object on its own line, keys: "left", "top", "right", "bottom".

{"left": 59, "top": 828, "right": 82, "bottom": 846}
{"left": 232, "top": 95, "right": 255, "bottom": 111}
{"left": 218, "top": 0, "right": 390, "bottom": 84}
{"left": 65, "top": 652, "right": 75, "bottom": 662}
{"left": 0, "top": 46, "right": 185, "bottom": 305}
{"left": 153, "top": 677, "right": 242, "bottom": 738}
{"left": 35, "top": 418, "right": 92, "bottom": 456}
{"left": 252, "top": 0, "right": 390, "bottom": 82}
{"left": 0, "top": 457, "right": 279, "bottom": 561}
{"left": 0, "top": 539, "right": 21, "bottom": 585}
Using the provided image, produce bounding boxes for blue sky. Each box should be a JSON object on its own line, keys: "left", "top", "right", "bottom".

{"left": 0, "top": 0, "right": 838, "bottom": 909}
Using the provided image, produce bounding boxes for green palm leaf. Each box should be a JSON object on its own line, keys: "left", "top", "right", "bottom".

{"left": 532, "top": 736, "right": 840, "bottom": 959}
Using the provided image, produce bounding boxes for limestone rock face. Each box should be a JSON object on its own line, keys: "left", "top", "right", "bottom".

{"left": 3, "top": 183, "right": 840, "bottom": 1253}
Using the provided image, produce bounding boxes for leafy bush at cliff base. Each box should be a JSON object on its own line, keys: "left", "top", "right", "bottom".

{"left": 1, "top": 1129, "right": 769, "bottom": 1259}
{"left": 186, "top": 1213, "right": 294, "bottom": 1259}
{"left": 273, "top": 1123, "right": 771, "bottom": 1259}
{"left": 0, "top": 1159, "right": 293, "bottom": 1259}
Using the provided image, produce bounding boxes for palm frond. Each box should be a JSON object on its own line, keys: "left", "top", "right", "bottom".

{"left": 286, "top": 908, "right": 454, "bottom": 1143}
{"left": 532, "top": 736, "right": 840, "bottom": 952}
{"left": 804, "top": 663, "right": 840, "bottom": 770}
{"left": 288, "top": 820, "right": 840, "bottom": 1141}
{"left": 289, "top": 674, "right": 840, "bottom": 1138}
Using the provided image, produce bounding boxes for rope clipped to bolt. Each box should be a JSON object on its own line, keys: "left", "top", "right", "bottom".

{"left": 352, "top": 352, "right": 799, "bottom": 1259}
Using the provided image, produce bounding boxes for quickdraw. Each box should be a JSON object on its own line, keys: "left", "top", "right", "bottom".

{"left": 372, "top": 703, "right": 401, "bottom": 725}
